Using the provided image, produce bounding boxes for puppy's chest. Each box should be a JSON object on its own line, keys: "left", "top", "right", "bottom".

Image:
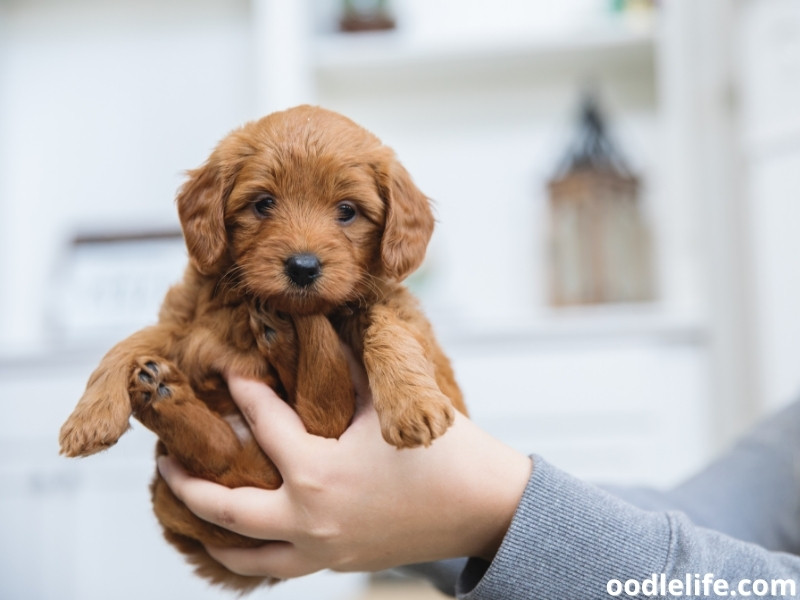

{"left": 172, "top": 300, "right": 266, "bottom": 381}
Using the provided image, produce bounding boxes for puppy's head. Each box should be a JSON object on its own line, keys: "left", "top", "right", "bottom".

{"left": 177, "top": 105, "right": 434, "bottom": 314}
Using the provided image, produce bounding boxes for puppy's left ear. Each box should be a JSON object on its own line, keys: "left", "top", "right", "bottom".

{"left": 176, "top": 162, "right": 229, "bottom": 275}
{"left": 376, "top": 155, "right": 435, "bottom": 281}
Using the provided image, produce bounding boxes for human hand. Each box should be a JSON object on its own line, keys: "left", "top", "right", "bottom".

{"left": 157, "top": 351, "right": 532, "bottom": 580}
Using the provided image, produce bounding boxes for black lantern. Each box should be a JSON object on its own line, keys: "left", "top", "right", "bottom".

{"left": 547, "top": 95, "right": 655, "bottom": 306}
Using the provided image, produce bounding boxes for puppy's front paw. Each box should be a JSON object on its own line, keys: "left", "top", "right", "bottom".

{"left": 60, "top": 363, "right": 135, "bottom": 457}
{"left": 59, "top": 388, "right": 132, "bottom": 458}
{"left": 380, "top": 393, "right": 455, "bottom": 449}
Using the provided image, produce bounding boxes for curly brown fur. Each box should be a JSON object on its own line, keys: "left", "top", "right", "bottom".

{"left": 58, "top": 105, "right": 464, "bottom": 593}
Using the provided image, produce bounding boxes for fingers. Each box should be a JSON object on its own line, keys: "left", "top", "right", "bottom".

{"left": 157, "top": 455, "right": 291, "bottom": 540}
{"left": 207, "top": 542, "right": 320, "bottom": 580}
{"left": 225, "top": 375, "right": 309, "bottom": 468}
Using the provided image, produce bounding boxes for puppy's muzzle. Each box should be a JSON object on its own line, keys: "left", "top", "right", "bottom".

{"left": 284, "top": 253, "right": 322, "bottom": 288}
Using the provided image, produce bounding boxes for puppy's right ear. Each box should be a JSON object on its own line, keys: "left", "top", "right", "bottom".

{"left": 176, "top": 162, "right": 229, "bottom": 275}
{"left": 59, "top": 366, "right": 133, "bottom": 457}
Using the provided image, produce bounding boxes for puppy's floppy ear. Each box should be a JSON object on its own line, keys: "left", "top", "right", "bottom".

{"left": 177, "top": 128, "right": 255, "bottom": 274}
{"left": 376, "top": 153, "right": 435, "bottom": 281}
{"left": 176, "top": 162, "right": 229, "bottom": 275}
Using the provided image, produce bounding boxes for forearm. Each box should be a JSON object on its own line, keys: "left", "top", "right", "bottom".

{"left": 399, "top": 458, "right": 672, "bottom": 596}
{"left": 458, "top": 457, "right": 800, "bottom": 600}
{"left": 411, "top": 399, "right": 800, "bottom": 597}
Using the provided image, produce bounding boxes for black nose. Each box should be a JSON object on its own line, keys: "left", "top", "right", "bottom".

{"left": 284, "top": 253, "right": 322, "bottom": 287}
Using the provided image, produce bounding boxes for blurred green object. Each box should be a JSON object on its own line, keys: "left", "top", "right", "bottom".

{"left": 610, "top": 0, "right": 627, "bottom": 13}
{"left": 610, "top": 0, "right": 657, "bottom": 15}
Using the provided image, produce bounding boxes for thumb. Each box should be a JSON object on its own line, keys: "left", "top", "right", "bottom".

{"left": 226, "top": 374, "right": 309, "bottom": 469}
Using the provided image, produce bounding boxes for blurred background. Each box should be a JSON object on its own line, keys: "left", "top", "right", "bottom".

{"left": 3, "top": 0, "right": 800, "bottom": 598}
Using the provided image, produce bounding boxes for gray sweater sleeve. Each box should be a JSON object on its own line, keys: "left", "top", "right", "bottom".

{"left": 458, "top": 458, "right": 800, "bottom": 599}
{"left": 405, "top": 399, "right": 800, "bottom": 599}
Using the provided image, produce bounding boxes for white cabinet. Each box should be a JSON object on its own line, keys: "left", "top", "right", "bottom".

{"left": 738, "top": 0, "right": 800, "bottom": 412}
{"left": 446, "top": 326, "right": 710, "bottom": 485}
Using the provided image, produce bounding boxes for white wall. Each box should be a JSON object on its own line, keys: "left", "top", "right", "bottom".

{"left": 738, "top": 0, "right": 800, "bottom": 411}
{"left": 0, "top": 0, "right": 255, "bottom": 350}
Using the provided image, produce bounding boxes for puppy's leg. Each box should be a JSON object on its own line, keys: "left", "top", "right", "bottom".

{"left": 130, "top": 358, "right": 253, "bottom": 484}
{"left": 293, "top": 314, "right": 354, "bottom": 439}
{"left": 59, "top": 326, "right": 166, "bottom": 457}
{"left": 363, "top": 304, "right": 454, "bottom": 448}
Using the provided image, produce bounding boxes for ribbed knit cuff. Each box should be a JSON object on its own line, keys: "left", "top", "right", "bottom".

{"left": 457, "top": 456, "right": 673, "bottom": 599}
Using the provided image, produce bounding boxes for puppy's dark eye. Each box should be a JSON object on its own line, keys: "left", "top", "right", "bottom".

{"left": 252, "top": 194, "right": 276, "bottom": 218}
{"left": 336, "top": 201, "right": 357, "bottom": 224}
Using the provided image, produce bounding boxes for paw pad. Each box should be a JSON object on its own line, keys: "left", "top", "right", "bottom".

{"left": 131, "top": 360, "right": 173, "bottom": 407}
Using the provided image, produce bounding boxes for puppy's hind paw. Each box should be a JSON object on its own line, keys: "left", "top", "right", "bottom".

{"left": 380, "top": 394, "right": 455, "bottom": 449}
{"left": 129, "top": 358, "right": 188, "bottom": 422}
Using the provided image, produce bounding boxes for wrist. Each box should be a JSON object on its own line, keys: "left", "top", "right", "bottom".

{"left": 476, "top": 447, "right": 533, "bottom": 560}
{"left": 441, "top": 419, "right": 532, "bottom": 561}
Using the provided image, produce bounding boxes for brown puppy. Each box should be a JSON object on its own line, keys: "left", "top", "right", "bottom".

{"left": 183, "top": 105, "right": 466, "bottom": 444}
{"left": 59, "top": 105, "right": 465, "bottom": 592}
